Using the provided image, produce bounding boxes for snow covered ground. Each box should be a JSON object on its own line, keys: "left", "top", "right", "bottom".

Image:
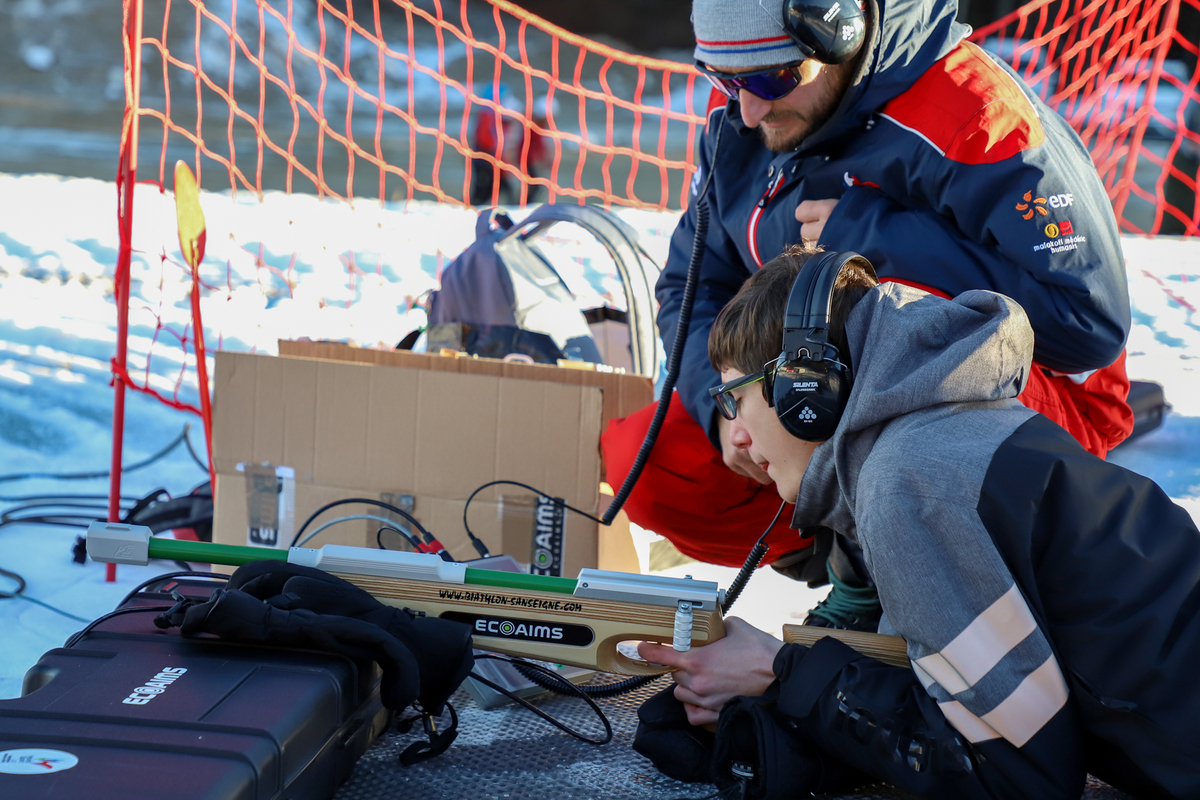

{"left": 0, "top": 171, "right": 1197, "bottom": 700}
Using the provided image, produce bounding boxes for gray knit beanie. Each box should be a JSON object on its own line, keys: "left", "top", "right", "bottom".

{"left": 692, "top": 0, "right": 806, "bottom": 69}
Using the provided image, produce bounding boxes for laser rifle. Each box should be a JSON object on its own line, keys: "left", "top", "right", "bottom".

{"left": 87, "top": 522, "right": 725, "bottom": 675}
{"left": 87, "top": 523, "right": 911, "bottom": 674}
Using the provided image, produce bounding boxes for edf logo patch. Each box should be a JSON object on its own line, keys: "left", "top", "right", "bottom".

{"left": 1017, "top": 190, "right": 1074, "bottom": 220}
{"left": 1047, "top": 193, "right": 1074, "bottom": 209}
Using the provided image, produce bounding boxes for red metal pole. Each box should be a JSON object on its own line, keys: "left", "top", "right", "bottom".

{"left": 109, "top": 0, "right": 145, "bottom": 581}
{"left": 189, "top": 274, "right": 217, "bottom": 494}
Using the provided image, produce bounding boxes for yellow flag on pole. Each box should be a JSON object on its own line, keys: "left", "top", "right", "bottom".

{"left": 174, "top": 161, "right": 207, "bottom": 270}
{"left": 172, "top": 160, "right": 216, "bottom": 495}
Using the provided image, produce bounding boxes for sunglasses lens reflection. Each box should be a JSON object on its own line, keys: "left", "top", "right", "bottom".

{"left": 700, "top": 66, "right": 800, "bottom": 102}
{"left": 717, "top": 392, "right": 737, "bottom": 420}
{"left": 748, "top": 68, "right": 801, "bottom": 100}
{"left": 703, "top": 73, "right": 739, "bottom": 100}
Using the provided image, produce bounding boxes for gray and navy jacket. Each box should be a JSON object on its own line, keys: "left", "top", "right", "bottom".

{"left": 775, "top": 283, "right": 1200, "bottom": 799}
{"left": 658, "top": 0, "right": 1133, "bottom": 457}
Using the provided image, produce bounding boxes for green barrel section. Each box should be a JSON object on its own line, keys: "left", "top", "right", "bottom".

{"left": 147, "top": 538, "right": 288, "bottom": 566}
{"left": 144, "top": 538, "right": 579, "bottom": 594}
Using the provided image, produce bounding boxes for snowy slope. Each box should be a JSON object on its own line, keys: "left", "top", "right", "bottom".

{"left": 0, "top": 172, "right": 1196, "bottom": 700}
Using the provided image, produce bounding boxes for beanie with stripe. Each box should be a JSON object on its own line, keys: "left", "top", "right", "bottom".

{"left": 692, "top": 0, "right": 806, "bottom": 69}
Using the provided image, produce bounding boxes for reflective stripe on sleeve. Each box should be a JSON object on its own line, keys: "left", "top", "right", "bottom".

{"left": 914, "top": 584, "right": 1038, "bottom": 694}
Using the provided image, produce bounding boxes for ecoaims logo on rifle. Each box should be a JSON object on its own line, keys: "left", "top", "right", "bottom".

{"left": 444, "top": 611, "right": 595, "bottom": 647}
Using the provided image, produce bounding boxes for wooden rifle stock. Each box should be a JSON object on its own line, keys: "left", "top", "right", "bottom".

{"left": 782, "top": 625, "right": 909, "bottom": 667}
{"left": 341, "top": 571, "right": 726, "bottom": 675}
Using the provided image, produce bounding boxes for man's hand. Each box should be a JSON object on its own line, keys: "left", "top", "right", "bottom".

{"left": 638, "top": 617, "right": 783, "bottom": 727}
{"left": 795, "top": 198, "right": 839, "bottom": 244}
{"left": 717, "top": 414, "right": 773, "bottom": 485}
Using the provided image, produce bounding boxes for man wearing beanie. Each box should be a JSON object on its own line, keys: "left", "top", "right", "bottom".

{"left": 601, "top": 0, "right": 1133, "bottom": 630}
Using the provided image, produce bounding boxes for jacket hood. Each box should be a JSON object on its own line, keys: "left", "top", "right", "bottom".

{"left": 725, "top": 0, "right": 968, "bottom": 150}
{"left": 792, "top": 283, "right": 1034, "bottom": 532}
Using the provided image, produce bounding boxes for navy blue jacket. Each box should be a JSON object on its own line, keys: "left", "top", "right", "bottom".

{"left": 657, "top": 0, "right": 1130, "bottom": 448}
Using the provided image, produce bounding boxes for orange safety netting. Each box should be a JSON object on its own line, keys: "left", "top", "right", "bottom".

{"left": 110, "top": 0, "right": 1199, "bottom": 526}
{"left": 969, "top": 0, "right": 1200, "bottom": 237}
{"left": 123, "top": 0, "right": 707, "bottom": 210}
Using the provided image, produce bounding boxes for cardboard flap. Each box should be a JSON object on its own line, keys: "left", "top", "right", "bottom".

{"left": 276, "top": 340, "right": 653, "bottom": 429}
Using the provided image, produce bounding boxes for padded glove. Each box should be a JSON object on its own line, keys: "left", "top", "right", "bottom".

{"left": 156, "top": 560, "right": 473, "bottom": 715}
{"left": 632, "top": 685, "right": 716, "bottom": 783}
{"left": 159, "top": 585, "right": 423, "bottom": 711}
{"left": 711, "top": 681, "right": 861, "bottom": 799}
{"left": 711, "top": 685, "right": 823, "bottom": 800}
{"left": 228, "top": 560, "right": 473, "bottom": 714}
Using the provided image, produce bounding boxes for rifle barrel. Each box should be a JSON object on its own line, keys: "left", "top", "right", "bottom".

{"left": 144, "top": 536, "right": 579, "bottom": 594}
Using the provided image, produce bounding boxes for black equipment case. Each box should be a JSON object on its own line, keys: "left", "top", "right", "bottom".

{"left": 0, "top": 578, "right": 389, "bottom": 800}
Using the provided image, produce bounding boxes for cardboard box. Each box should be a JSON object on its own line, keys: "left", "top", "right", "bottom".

{"left": 212, "top": 345, "right": 654, "bottom": 577}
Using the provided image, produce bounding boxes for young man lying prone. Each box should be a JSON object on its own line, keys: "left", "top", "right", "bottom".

{"left": 634, "top": 244, "right": 1200, "bottom": 799}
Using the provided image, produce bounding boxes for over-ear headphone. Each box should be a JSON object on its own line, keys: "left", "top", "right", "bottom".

{"left": 771, "top": 250, "right": 875, "bottom": 441}
{"left": 777, "top": 0, "right": 866, "bottom": 65}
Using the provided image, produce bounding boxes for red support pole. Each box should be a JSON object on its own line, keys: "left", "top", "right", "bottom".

{"left": 109, "top": 0, "right": 145, "bottom": 582}
{"left": 189, "top": 273, "right": 217, "bottom": 494}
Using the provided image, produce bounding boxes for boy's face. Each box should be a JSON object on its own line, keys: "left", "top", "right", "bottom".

{"left": 720, "top": 367, "right": 822, "bottom": 503}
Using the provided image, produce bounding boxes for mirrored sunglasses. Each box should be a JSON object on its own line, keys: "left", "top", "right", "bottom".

{"left": 695, "top": 60, "right": 805, "bottom": 102}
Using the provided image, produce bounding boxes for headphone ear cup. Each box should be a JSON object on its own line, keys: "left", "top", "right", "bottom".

{"left": 773, "top": 359, "right": 851, "bottom": 441}
{"left": 782, "top": 0, "right": 866, "bottom": 65}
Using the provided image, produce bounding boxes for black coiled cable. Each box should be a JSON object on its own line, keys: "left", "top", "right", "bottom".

{"left": 514, "top": 665, "right": 662, "bottom": 699}
{"left": 511, "top": 197, "right": 712, "bottom": 699}
{"left": 721, "top": 500, "right": 786, "bottom": 614}
{"left": 501, "top": 122, "right": 729, "bottom": 698}
{"left": 600, "top": 200, "right": 710, "bottom": 527}
{"left": 598, "top": 118, "right": 723, "bottom": 527}
{"left": 516, "top": 498, "right": 788, "bottom": 698}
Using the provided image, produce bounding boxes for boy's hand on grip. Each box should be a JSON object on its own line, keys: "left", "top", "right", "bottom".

{"left": 637, "top": 617, "right": 783, "bottom": 726}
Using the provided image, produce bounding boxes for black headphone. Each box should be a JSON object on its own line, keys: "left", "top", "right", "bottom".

{"left": 777, "top": 0, "right": 866, "bottom": 65}
{"left": 771, "top": 250, "right": 875, "bottom": 441}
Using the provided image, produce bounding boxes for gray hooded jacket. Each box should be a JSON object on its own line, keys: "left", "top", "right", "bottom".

{"left": 776, "top": 283, "right": 1200, "bottom": 799}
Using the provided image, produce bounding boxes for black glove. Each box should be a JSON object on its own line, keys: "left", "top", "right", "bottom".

{"left": 632, "top": 685, "right": 716, "bottom": 783}
{"left": 228, "top": 560, "right": 473, "bottom": 714}
{"left": 159, "top": 585, "right": 424, "bottom": 712}
{"left": 156, "top": 560, "right": 473, "bottom": 715}
{"left": 712, "top": 683, "right": 856, "bottom": 799}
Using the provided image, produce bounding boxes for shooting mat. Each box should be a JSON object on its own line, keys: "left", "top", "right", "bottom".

{"left": 333, "top": 674, "right": 1135, "bottom": 800}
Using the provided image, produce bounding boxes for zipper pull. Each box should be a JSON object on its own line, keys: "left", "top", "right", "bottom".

{"left": 757, "top": 170, "right": 786, "bottom": 208}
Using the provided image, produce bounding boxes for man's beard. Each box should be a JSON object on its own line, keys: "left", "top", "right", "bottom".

{"left": 757, "top": 64, "right": 853, "bottom": 152}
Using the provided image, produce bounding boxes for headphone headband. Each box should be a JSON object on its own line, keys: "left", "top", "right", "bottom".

{"left": 781, "top": 250, "right": 861, "bottom": 360}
